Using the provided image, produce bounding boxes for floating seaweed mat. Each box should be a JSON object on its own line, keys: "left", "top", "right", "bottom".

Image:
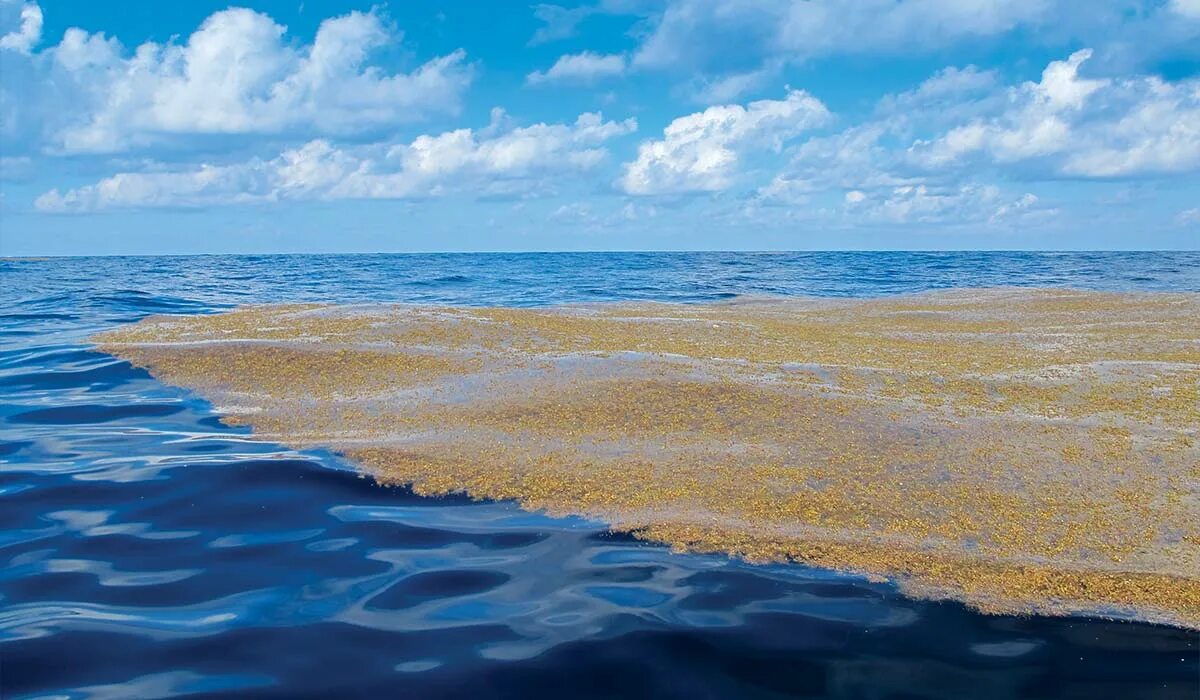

{"left": 94, "top": 288, "right": 1200, "bottom": 628}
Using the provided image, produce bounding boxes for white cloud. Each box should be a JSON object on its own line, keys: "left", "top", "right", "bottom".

{"left": 1170, "top": 0, "right": 1200, "bottom": 19}
{"left": 549, "top": 201, "right": 595, "bottom": 222}
{"left": 548, "top": 199, "right": 660, "bottom": 230}
{"left": 754, "top": 49, "right": 1200, "bottom": 211}
{"left": 620, "top": 89, "right": 830, "bottom": 195}
{"left": 846, "top": 184, "right": 1050, "bottom": 226}
{"left": 908, "top": 50, "right": 1105, "bottom": 168}
{"left": 746, "top": 48, "right": 1197, "bottom": 235}
{"left": 3, "top": 7, "right": 473, "bottom": 154}
{"left": 741, "top": 175, "right": 1053, "bottom": 230}
{"left": 0, "top": 0, "right": 40, "bottom": 53}
{"left": 771, "top": 124, "right": 915, "bottom": 195}
{"left": 747, "top": 66, "right": 1012, "bottom": 203}
{"left": 35, "top": 112, "right": 637, "bottom": 212}
{"left": 1176, "top": 207, "right": 1200, "bottom": 225}
{"left": 528, "top": 4, "right": 596, "bottom": 45}
{"left": 634, "top": 0, "right": 1052, "bottom": 70}
{"left": 629, "top": 0, "right": 1200, "bottom": 104}
{"left": 527, "top": 1, "right": 665, "bottom": 45}
{"left": 875, "top": 65, "right": 1000, "bottom": 117}
{"left": 620, "top": 201, "right": 657, "bottom": 220}
{"left": 909, "top": 49, "right": 1200, "bottom": 177}
{"left": 12, "top": 3, "right": 1198, "bottom": 238}
{"left": 688, "top": 63, "right": 780, "bottom": 104}
{"left": 988, "top": 191, "right": 1044, "bottom": 223}
{"left": 527, "top": 51, "right": 627, "bottom": 85}
{"left": 403, "top": 110, "right": 636, "bottom": 178}
{"left": 0, "top": 154, "right": 31, "bottom": 180}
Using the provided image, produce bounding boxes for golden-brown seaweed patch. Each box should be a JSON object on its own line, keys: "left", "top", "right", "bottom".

{"left": 93, "top": 289, "right": 1200, "bottom": 628}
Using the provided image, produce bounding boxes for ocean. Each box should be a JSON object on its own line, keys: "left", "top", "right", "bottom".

{"left": 2, "top": 252, "right": 1198, "bottom": 699}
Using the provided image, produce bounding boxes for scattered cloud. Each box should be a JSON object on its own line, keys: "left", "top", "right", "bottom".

{"left": 527, "top": 51, "right": 627, "bottom": 85}
{"left": 527, "top": 1, "right": 661, "bottom": 45}
{"left": 753, "top": 48, "right": 1200, "bottom": 217}
{"left": 875, "top": 65, "right": 1000, "bottom": 119}
{"left": 36, "top": 111, "right": 637, "bottom": 212}
{"left": 2, "top": 6, "right": 474, "bottom": 154}
{"left": 1176, "top": 207, "right": 1200, "bottom": 225}
{"left": 633, "top": 0, "right": 1052, "bottom": 71}
{"left": 528, "top": 4, "right": 596, "bottom": 45}
{"left": 850, "top": 185, "right": 1052, "bottom": 226}
{"left": 0, "top": 154, "right": 32, "bottom": 180}
{"left": 549, "top": 201, "right": 595, "bottom": 222}
{"left": 628, "top": 0, "right": 1200, "bottom": 95}
{"left": 6, "top": 0, "right": 1200, "bottom": 247}
{"left": 748, "top": 179, "right": 1052, "bottom": 229}
{"left": 621, "top": 89, "right": 830, "bottom": 195}
{"left": 547, "top": 198, "right": 660, "bottom": 230}
{"left": 908, "top": 50, "right": 1200, "bottom": 178}
{"left": 687, "top": 63, "right": 781, "bottom": 104}
{"left": 0, "top": 0, "right": 40, "bottom": 53}
{"left": 1170, "top": 0, "right": 1200, "bottom": 20}
{"left": 766, "top": 123, "right": 914, "bottom": 198}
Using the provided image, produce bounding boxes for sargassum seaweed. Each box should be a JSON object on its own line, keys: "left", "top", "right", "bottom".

{"left": 93, "top": 289, "right": 1200, "bottom": 628}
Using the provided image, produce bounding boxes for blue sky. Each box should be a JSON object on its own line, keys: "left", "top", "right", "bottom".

{"left": 1, "top": 0, "right": 1198, "bottom": 254}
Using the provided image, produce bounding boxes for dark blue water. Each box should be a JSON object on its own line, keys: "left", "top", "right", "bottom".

{"left": 2, "top": 252, "right": 1198, "bottom": 699}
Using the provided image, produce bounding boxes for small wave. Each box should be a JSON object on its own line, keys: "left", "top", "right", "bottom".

{"left": 5, "top": 253, "right": 1200, "bottom": 697}
{"left": 8, "top": 402, "right": 183, "bottom": 425}
{"left": 0, "top": 312, "right": 80, "bottom": 322}
{"left": 92, "top": 291, "right": 211, "bottom": 314}
{"left": 407, "top": 275, "right": 474, "bottom": 287}
{"left": 0, "top": 357, "right": 146, "bottom": 391}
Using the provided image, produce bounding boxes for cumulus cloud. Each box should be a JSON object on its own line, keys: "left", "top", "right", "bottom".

{"left": 744, "top": 47, "right": 1200, "bottom": 235}
{"left": 527, "top": 51, "right": 627, "bottom": 85}
{"left": 2, "top": 6, "right": 473, "bottom": 154}
{"left": 0, "top": 0, "right": 40, "bottom": 53}
{"left": 710, "top": 66, "right": 1006, "bottom": 204}
{"left": 909, "top": 49, "right": 1200, "bottom": 178}
{"left": 620, "top": 89, "right": 830, "bottom": 195}
{"left": 13, "top": 2, "right": 1198, "bottom": 238}
{"left": 35, "top": 112, "right": 637, "bottom": 212}
{"left": 753, "top": 49, "right": 1200, "bottom": 215}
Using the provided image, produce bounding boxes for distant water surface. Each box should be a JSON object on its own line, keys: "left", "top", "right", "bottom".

{"left": 1, "top": 252, "right": 1198, "bottom": 699}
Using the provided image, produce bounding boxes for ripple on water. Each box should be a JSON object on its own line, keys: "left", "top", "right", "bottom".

{"left": 2, "top": 253, "right": 1199, "bottom": 698}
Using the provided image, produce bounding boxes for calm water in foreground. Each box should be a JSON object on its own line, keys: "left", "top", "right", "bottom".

{"left": 1, "top": 252, "right": 1198, "bottom": 699}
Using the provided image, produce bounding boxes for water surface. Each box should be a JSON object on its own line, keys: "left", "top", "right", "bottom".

{"left": 2, "top": 252, "right": 1198, "bottom": 698}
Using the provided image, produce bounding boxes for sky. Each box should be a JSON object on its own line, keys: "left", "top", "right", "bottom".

{"left": 1, "top": 0, "right": 1198, "bottom": 255}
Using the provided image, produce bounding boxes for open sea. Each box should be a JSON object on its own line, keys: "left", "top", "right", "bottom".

{"left": 1, "top": 251, "right": 1198, "bottom": 699}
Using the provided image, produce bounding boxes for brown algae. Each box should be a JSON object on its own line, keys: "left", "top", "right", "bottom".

{"left": 92, "top": 289, "right": 1200, "bottom": 627}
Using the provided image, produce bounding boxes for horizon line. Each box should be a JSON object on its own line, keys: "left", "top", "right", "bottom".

{"left": 4, "top": 248, "right": 1199, "bottom": 259}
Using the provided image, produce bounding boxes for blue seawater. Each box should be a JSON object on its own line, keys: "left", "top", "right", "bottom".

{"left": 1, "top": 252, "right": 1198, "bottom": 699}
